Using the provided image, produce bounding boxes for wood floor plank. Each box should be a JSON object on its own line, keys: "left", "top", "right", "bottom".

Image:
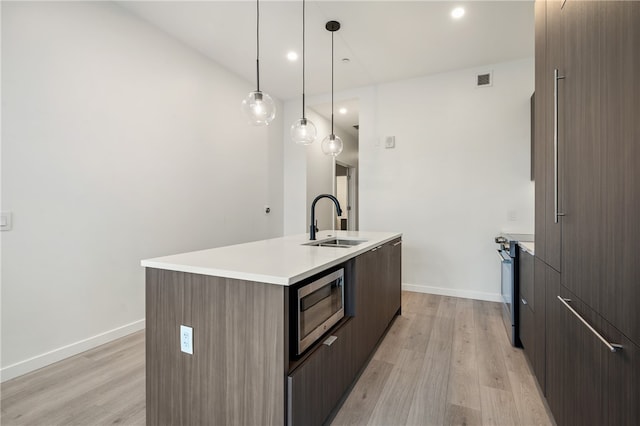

{"left": 4, "top": 347, "right": 143, "bottom": 424}
{"left": 405, "top": 297, "right": 455, "bottom": 425}
{"left": 367, "top": 349, "right": 425, "bottom": 426}
{"left": 444, "top": 403, "right": 483, "bottom": 426}
{"left": 372, "top": 312, "right": 415, "bottom": 364}
{"left": 479, "top": 385, "right": 520, "bottom": 426}
{"left": 446, "top": 298, "right": 482, "bottom": 411}
{"left": 488, "top": 303, "right": 532, "bottom": 380}
{"left": 402, "top": 312, "right": 436, "bottom": 354}
{"left": 1, "top": 331, "right": 145, "bottom": 426}
{"left": 330, "top": 359, "right": 394, "bottom": 426}
{"left": 403, "top": 291, "right": 440, "bottom": 317}
{"left": 507, "top": 371, "right": 554, "bottom": 426}
{"left": 473, "top": 300, "right": 513, "bottom": 392}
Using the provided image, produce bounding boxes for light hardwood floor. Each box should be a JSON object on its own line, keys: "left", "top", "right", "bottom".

{"left": 1, "top": 331, "right": 145, "bottom": 426}
{"left": 1, "top": 292, "right": 554, "bottom": 426}
{"left": 330, "top": 292, "right": 554, "bottom": 426}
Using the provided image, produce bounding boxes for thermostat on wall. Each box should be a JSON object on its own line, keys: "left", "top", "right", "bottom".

{"left": 385, "top": 136, "right": 396, "bottom": 149}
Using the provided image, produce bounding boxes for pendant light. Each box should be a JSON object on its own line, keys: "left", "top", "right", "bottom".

{"left": 241, "top": 0, "right": 276, "bottom": 126}
{"left": 291, "top": 0, "right": 317, "bottom": 145}
{"left": 321, "top": 21, "right": 343, "bottom": 157}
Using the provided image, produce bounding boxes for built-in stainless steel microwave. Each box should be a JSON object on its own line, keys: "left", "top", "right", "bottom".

{"left": 295, "top": 268, "right": 344, "bottom": 355}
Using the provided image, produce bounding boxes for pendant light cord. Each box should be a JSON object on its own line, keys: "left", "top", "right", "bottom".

{"left": 256, "top": 0, "right": 260, "bottom": 92}
{"left": 302, "top": 0, "right": 306, "bottom": 119}
{"left": 331, "top": 29, "right": 334, "bottom": 135}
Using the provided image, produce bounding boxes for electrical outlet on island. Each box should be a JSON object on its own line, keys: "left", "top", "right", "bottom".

{"left": 180, "top": 325, "right": 193, "bottom": 355}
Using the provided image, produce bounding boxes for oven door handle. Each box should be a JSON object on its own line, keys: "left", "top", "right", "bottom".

{"left": 497, "top": 250, "right": 511, "bottom": 262}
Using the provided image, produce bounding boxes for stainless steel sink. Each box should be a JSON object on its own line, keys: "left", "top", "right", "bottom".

{"left": 304, "top": 238, "right": 368, "bottom": 248}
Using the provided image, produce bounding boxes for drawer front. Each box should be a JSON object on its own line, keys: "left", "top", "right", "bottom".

{"left": 519, "top": 299, "right": 535, "bottom": 367}
{"left": 287, "top": 319, "right": 355, "bottom": 426}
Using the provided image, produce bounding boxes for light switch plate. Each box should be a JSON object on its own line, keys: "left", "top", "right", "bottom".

{"left": 180, "top": 325, "right": 193, "bottom": 355}
{"left": 1, "top": 211, "right": 13, "bottom": 231}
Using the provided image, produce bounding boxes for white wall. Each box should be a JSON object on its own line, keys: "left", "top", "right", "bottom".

{"left": 283, "top": 101, "right": 357, "bottom": 234}
{"left": 283, "top": 99, "right": 307, "bottom": 234}
{"left": 364, "top": 58, "right": 534, "bottom": 300}
{"left": 285, "top": 58, "right": 534, "bottom": 301}
{"left": 1, "top": 1, "right": 283, "bottom": 380}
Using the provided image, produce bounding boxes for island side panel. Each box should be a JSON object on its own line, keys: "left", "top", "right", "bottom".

{"left": 146, "top": 268, "right": 285, "bottom": 426}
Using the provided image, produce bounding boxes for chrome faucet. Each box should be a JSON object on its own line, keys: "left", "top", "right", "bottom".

{"left": 309, "top": 194, "right": 343, "bottom": 240}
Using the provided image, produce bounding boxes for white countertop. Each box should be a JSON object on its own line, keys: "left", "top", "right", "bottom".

{"left": 141, "top": 231, "right": 402, "bottom": 286}
{"left": 519, "top": 241, "right": 535, "bottom": 255}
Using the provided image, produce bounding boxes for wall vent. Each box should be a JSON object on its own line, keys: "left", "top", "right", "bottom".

{"left": 476, "top": 71, "right": 493, "bottom": 87}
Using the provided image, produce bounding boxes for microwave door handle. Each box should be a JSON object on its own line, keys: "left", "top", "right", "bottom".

{"left": 323, "top": 335, "right": 338, "bottom": 346}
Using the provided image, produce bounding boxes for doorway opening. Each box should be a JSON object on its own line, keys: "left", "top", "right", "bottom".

{"left": 335, "top": 162, "right": 357, "bottom": 231}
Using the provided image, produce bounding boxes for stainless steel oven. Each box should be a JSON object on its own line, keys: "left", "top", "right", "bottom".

{"left": 295, "top": 268, "right": 344, "bottom": 355}
{"left": 495, "top": 236, "right": 521, "bottom": 346}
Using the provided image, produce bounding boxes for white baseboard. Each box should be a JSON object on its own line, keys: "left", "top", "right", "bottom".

{"left": 0, "top": 319, "right": 145, "bottom": 383}
{"left": 402, "top": 283, "right": 502, "bottom": 303}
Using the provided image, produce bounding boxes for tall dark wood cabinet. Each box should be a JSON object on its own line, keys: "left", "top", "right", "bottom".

{"left": 535, "top": 1, "right": 564, "bottom": 271}
{"left": 599, "top": 0, "right": 640, "bottom": 347}
{"left": 601, "top": 323, "right": 640, "bottom": 426}
{"left": 546, "top": 279, "right": 604, "bottom": 426}
{"left": 533, "top": 0, "right": 547, "bottom": 264}
{"left": 534, "top": 1, "right": 639, "bottom": 424}
{"left": 560, "top": 0, "right": 604, "bottom": 311}
{"left": 533, "top": 258, "right": 546, "bottom": 392}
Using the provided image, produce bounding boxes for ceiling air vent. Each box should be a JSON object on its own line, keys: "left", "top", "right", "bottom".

{"left": 476, "top": 71, "right": 493, "bottom": 87}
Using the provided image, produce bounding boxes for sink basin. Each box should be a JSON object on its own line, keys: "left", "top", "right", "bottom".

{"left": 304, "top": 238, "right": 368, "bottom": 248}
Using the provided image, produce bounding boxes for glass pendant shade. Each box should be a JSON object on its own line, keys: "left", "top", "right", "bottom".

{"left": 242, "top": 91, "right": 276, "bottom": 126}
{"left": 321, "top": 133, "right": 343, "bottom": 156}
{"left": 291, "top": 118, "right": 317, "bottom": 145}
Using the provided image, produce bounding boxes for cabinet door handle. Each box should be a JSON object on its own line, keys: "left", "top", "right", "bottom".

{"left": 557, "top": 296, "right": 623, "bottom": 353}
{"left": 521, "top": 298, "right": 528, "bottom": 305}
{"left": 323, "top": 335, "right": 337, "bottom": 346}
{"left": 393, "top": 241, "right": 402, "bottom": 247}
{"left": 554, "top": 69, "right": 566, "bottom": 224}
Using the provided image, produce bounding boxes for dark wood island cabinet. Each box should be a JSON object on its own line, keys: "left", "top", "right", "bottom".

{"left": 287, "top": 237, "right": 402, "bottom": 426}
{"left": 143, "top": 233, "right": 402, "bottom": 426}
{"left": 533, "top": 1, "right": 640, "bottom": 424}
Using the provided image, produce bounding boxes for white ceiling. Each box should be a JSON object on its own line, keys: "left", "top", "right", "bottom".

{"left": 117, "top": 1, "right": 534, "bottom": 103}
{"left": 310, "top": 98, "right": 360, "bottom": 138}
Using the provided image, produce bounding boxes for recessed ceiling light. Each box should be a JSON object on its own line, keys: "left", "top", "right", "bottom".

{"left": 287, "top": 51, "right": 298, "bottom": 61}
{"left": 339, "top": 107, "right": 348, "bottom": 115}
{"left": 451, "top": 7, "right": 465, "bottom": 19}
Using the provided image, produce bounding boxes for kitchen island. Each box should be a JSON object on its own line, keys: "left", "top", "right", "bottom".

{"left": 141, "top": 230, "right": 402, "bottom": 426}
